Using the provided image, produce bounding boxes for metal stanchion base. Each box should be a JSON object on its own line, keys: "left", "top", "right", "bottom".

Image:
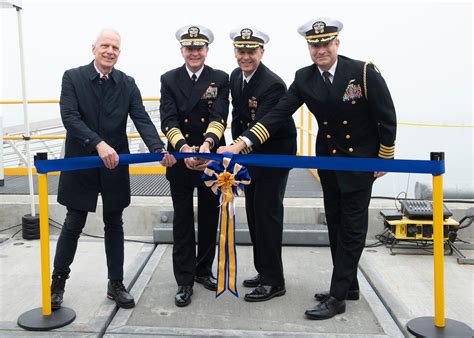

{"left": 17, "top": 307, "right": 76, "bottom": 331}
{"left": 407, "top": 316, "right": 472, "bottom": 337}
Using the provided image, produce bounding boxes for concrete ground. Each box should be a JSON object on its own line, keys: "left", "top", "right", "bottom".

{"left": 0, "top": 234, "right": 472, "bottom": 337}
{"left": 0, "top": 237, "right": 155, "bottom": 336}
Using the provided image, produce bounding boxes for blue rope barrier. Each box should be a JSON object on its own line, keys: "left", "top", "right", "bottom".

{"left": 34, "top": 152, "right": 444, "bottom": 175}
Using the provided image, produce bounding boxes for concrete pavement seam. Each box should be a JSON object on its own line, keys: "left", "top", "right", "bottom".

{"left": 105, "top": 244, "right": 168, "bottom": 334}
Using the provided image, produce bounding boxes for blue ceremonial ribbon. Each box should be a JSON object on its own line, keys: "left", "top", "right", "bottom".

{"left": 202, "top": 154, "right": 251, "bottom": 297}
{"left": 33, "top": 151, "right": 446, "bottom": 300}
{"left": 34, "top": 152, "right": 445, "bottom": 175}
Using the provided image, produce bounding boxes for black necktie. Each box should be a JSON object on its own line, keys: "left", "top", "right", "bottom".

{"left": 99, "top": 75, "right": 108, "bottom": 85}
{"left": 191, "top": 73, "right": 197, "bottom": 85}
{"left": 243, "top": 79, "right": 248, "bottom": 90}
{"left": 323, "top": 71, "right": 332, "bottom": 92}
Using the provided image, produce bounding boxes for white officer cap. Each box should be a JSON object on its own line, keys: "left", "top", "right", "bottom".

{"left": 229, "top": 27, "right": 269, "bottom": 49}
{"left": 175, "top": 24, "right": 214, "bottom": 47}
{"left": 297, "top": 17, "right": 343, "bottom": 45}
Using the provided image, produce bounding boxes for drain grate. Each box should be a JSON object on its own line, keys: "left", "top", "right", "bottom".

{"left": 130, "top": 175, "right": 170, "bottom": 196}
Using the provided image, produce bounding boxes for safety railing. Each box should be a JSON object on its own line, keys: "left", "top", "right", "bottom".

{"left": 2, "top": 98, "right": 318, "bottom": 179}
{"left": 0, "top": 98, "right": 164, "bottom": 176}
{"left": 3, "top": 98, "right": 473, "bottom": 180}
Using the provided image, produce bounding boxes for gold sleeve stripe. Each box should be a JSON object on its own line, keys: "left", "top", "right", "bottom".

{"left": 166, "top": 130, "right": 180, "bottom": 141}
{"left": 250, "top": 127, "right": 266, "bottom": 144}
{"left": 166, "top": 127, "right": 185, "bottom": 148}
{"left": 208, "top": 121, "right": 225, "bottom": 133}
{"left": 206, "top": 129, "right": 223, "bottom": 139}
{"left": 250, "top": 123, "right": 269, "bottom": 143}
{"left": 380, "top": 144, "right": 396, "bottom": 150}
{"left": 379, "top": 146, "right": 395, "bottom": 152}
{"left": 206, "top": 121, "right": 225, "bottom": 139}
{"left": 232, "top": 137, "right": 252, "bottom": 153}
{"left": 379, "top": 152, "right": 395, "bottom": 159}
{"left": 254, "top": 123, "right": 269, "bottom": 139}
{"left": 379, "top": 150, "right": 395, "bottom": 156}
{"left": 378, "top": 152, "right": 394, "bottom": 159}
{"left": 379, "top": 147, "right": 395, "bottom": 154}
{"left": 166, "top": 128, "right": 180, "bottom": 137}
{"left": 232, "top": 137, "right": 242, "bottom": 145}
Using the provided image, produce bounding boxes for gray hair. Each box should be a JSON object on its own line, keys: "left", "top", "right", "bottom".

{"left": 94, "top": 28, "right": 121, "bottom": 45}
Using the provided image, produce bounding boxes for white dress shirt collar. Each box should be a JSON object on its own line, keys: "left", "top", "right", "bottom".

{"left": 242, "top": 69, "right": 257, "bottom": 86}
{"left": 93, "top": 61, "right": 110, "bottom": 79}
{"left": 186, "top": 65, "right": 204, "bottom": 80}
{"left": 317, "top": 59, "right": 338, "bottom": 83}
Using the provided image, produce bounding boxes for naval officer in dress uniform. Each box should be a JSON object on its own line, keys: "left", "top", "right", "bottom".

{"left": 160, "top": 24, "right": 230, "bottom": 307}
{"left": 227, "top": 27, "right": 297, "bottom": 302}
{"left": 219, "top": 17, "right": 397, "bottom": 319}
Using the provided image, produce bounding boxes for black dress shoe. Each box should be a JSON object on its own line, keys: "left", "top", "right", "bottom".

{"left": 242, "top": 274, "right": 260, "bottom": 287}
{"left": 51, "top": 274, "right": 69, "bottom": 310}
{"left": 244, "top": 285, "right": 286, "bottom": 302}
{"left": 175, "top": 285, "right": 193, "bottom": 307}
{"left": 314, "top": 289, "right": 360, "bottom": 302}
{"left": 194, "top": 275, "right": 217, "bottom": 291}
{"left": 107, "top": 280, "right": 135, "bottom": 309}
{"left": 305, "top": 296, "right": 346, "bottom": 320}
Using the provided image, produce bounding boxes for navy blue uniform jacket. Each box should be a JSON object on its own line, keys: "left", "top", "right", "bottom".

{"left": 242, "top": 55, "right": 397, "bottom": 192}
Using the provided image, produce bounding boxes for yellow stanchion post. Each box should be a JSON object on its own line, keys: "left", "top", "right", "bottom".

{"left": 406, "top": 152, "right": 471, "bottom": 337}
{"left": 38, "top": 173, "right": 52, "bottom": 315}
{"left": 307, "top": 110, "right": 312, "bottom": 156}
{"left": 299, "top": 106, "right": 304, "bottom": 155}
{"left": 17, "top": 152, "right": 76, "bottom": 331}
{"left": 432, "top": 173, "right": 445, "bottom": 327}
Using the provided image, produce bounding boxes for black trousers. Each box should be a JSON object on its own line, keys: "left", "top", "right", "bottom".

{"left": 245, "top": 168, "right": 290, "bottom": 286}
{"left": 320, "top": 170, "right": 373, "bottom": 301}
{"left": 169, "top": 172, "right": 219, "bottom": 286}
{"left": 53, "top": 207, "right": 125, "bottom": 281}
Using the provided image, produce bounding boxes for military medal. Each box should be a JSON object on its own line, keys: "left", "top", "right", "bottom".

{"left": 343, "top": 79, "right": 363, "bottom": 102}
{"left": 202, "top": 83, "right": 218, "bottom": 99}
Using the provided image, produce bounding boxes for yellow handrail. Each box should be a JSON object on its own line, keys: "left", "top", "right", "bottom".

{"left": 0, "top": 97, "right": 160, "bottom": 104}
{"left": 1, "top": 99, "right": 472, "bottom": 128}
{"left": 4, "top": 166, "right": 166, "bottom": 176}
{"left": 3, "top": 133, "right": 166, "bottom": 140}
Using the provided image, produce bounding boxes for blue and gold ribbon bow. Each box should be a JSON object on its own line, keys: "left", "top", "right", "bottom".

{"left": 202, "top": 153, "right": 251, "bottom": 297}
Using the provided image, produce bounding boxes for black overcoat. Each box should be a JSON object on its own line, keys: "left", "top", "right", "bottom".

{"left": 58, "top": 61, "right": 164, "bottom": 211}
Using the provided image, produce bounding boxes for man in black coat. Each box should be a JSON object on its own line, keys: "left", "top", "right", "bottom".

{"left": 51, "top": 29, "right": 175, "bottom": 310}
{"left": 160, "top": 24, "right": 229, "bottom": 307}
{"left": 222, "top": 27, "right": 296, "bottom": 302}
{"left": 221, "top": 18, "right": 397, "bottom": 319}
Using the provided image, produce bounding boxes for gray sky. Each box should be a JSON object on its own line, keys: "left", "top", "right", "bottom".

{"left": 1, "top": 0, "right": 473, "bottom": 195}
